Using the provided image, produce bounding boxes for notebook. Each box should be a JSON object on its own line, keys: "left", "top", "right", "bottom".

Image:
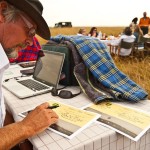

{"left": 3, "top": 50, "right": 65, "bottom": 99}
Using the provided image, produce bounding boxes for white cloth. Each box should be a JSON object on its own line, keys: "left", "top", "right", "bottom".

{"left": 0, "top": 44, "right": 9, "bottom": 127}
{"left": 77, "top": 33, "right": 84, "bottom": 36}
{"left": 112, "top": 35, "right": 136, "bottom": 56}
{"left": 143, "top": 34, "right": 150, "bottom": 38}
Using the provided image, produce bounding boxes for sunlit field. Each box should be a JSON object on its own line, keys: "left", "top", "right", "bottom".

{"left": 36, "top": 27, "right": 150, "bottom": 99}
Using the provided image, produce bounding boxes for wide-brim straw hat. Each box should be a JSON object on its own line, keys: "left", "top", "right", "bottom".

{"left": 7, "top": 0, "right": 50, "bottom": 40}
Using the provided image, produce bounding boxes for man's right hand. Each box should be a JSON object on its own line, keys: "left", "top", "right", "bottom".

{"left": 20, "top": 102, "right": 59, "bottom": 137}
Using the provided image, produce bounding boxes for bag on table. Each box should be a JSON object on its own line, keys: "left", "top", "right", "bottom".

{"left": 42, "top": 40, "right": 78, "bottom": 86}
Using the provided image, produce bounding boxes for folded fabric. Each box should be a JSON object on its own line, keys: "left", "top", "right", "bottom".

{"left": 56, "top": 40, "right": 114, "bottom": 103}
{"left": 51, "top": 35, "right": 148, "bottom": 102}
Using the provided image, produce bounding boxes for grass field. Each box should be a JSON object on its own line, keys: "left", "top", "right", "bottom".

{"left": 36, "top": 27, "right": 150, "bottom": 99}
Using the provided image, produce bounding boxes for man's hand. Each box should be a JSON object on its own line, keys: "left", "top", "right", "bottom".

{"left": 20, "top": 102, "right": 59, "bottom": 136}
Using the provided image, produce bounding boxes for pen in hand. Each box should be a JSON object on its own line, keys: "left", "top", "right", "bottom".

{"left": 28, "top": 105, "right": 59, "bottom": 114}
{"left": 47, "top": 105, "right": 59, "bottom": 109}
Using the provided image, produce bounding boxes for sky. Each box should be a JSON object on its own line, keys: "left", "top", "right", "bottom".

{"left": 40, "top": 0, "right": 150, "bottom": 27}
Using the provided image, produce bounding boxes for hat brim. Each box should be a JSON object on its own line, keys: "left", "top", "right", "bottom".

{"left": 7, "top": 0, "right": 50, "bottom": 40}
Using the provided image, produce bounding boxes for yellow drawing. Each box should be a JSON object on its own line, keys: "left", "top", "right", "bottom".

{"left": 90, "top": 102, "right": 150, "bottom": 129}
{"left": 48, "top": 100, "right": 98, "bottom": 127}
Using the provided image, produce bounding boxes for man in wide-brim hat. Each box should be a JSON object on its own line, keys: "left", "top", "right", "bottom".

{"left": 0, "top": 0, "right": 59, "bottom": 149}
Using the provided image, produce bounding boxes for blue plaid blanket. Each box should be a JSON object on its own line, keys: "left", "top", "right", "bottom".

{"left": 51, "top": 35, "right": 148, "bottom": 102}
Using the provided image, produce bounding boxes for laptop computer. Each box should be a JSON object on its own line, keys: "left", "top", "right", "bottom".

{"left": 3, "top": 50, "right": 65, "bottom": 99}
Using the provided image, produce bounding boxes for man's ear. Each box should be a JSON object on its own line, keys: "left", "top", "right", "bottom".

{"left": 0, "top": 1, "right": 8, "bottom": 23}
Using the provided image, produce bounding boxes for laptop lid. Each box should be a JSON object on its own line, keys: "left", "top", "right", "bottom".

{"left": 33, "top": 50, "right": 65, "bottom": 89}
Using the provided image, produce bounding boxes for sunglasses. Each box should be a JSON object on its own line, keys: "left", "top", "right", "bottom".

{"left": 51, "top": 87, "right": 81, "bottom": 99}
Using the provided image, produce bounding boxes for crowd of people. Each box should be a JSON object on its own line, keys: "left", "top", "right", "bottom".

{"left": 77, "top": 26, "right": 107, "bottom": 39}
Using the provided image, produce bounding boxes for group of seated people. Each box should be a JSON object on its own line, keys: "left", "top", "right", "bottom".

{"left": 77, "top": 27, "right": 107, "bottom": 40}
{"left": 77, "top": 12, "right": 150, "bottom": 57}
{"left": 77, "top": 27, "right": 136, "bottom": 56}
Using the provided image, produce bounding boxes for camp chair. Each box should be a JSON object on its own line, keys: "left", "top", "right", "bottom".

{"left": 134, "top": 35, "right": 150, "bottom": 58}
{"left": 114, "top": 40, "right": 134, "bottom": 57}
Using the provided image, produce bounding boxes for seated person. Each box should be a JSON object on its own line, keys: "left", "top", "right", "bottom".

{"left": 77, "top": 28, "right": 87, "bottom": 36}
{"left": 112, "top": 27, "right": 136, "bottom": 56}
{"left": 88, "top": 27, "right": 99, "bottom": 38}
{"left": 9, "top": 36, "right": 41, "bottom": 63}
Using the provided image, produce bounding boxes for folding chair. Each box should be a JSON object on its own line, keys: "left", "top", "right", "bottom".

{"left": 114, "top": 40, "right": 134, "bottom": 58}
{"left": 118, "top": 40, "right": 134, "bottom": 55}
{"left": 134, "top": 35, "right": 150, "bottom": 58}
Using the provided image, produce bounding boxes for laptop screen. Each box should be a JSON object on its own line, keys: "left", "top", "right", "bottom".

{"left": 33, "top": 50, "right": 65, "bottom": 88}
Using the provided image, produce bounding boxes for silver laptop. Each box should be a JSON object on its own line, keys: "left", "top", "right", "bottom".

{"left": 3, "top": 50, "right": 65, "bottom": 99}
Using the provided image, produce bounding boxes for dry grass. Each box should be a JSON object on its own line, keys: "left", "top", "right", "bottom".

{"left": 114, "top": 56, "right": 150, "bottom": 99}
{"left": 36, "top": 27, "right": 150, "bottom": 99}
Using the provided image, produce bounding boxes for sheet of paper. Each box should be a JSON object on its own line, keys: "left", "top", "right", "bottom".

{"left": 19, "top": 100, "right": 100, "bottom": 139}
{"left": 3, "top": 64, "right": 22, "bottom": 81}
{"left": 84, "top": 102, "right": 150, "bottom": 141}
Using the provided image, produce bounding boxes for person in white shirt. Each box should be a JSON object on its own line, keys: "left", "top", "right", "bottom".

{"left": 112, "top": 27, "right": 136, "bottom": 56}
{"left": 0, "top": 0, "right": 58, "bottom": 149}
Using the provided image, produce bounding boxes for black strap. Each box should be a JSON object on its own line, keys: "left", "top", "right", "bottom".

{"left": 51, "top": 87, "right": 82, "bottom": 98}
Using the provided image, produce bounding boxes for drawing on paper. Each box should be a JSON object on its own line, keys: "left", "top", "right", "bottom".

{"left": 84, "top": 102, "right": 150, "bottom": 141}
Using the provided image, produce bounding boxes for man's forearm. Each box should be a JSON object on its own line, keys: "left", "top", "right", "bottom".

{"left": 0, "top": 121, "right": 29, "bottom": 150}
{"left": 0, "top": 102, "right": 59, "bottom": 150}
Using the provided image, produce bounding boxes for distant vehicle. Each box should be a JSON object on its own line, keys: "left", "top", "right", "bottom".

{"left": 54, "top": 22, "right": 72, "bottom": 28}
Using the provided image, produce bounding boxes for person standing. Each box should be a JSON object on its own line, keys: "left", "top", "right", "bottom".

{"left": 139, "top": 12, "right": 150, "bottom": 35}
{"left": 130, "top": 17, "right": 143, "bottom": 43}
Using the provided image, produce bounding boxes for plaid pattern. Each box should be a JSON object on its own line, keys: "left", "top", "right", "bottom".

{"left": 9, "top": 36, "right": 41, "bottom": 63}
{"left": 51, "top": 35, "right": 148, "bottom": 102}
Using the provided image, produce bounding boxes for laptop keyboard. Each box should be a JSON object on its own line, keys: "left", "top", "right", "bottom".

{"left": 18, "top": 79, "right": 49, "bottom": 91}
